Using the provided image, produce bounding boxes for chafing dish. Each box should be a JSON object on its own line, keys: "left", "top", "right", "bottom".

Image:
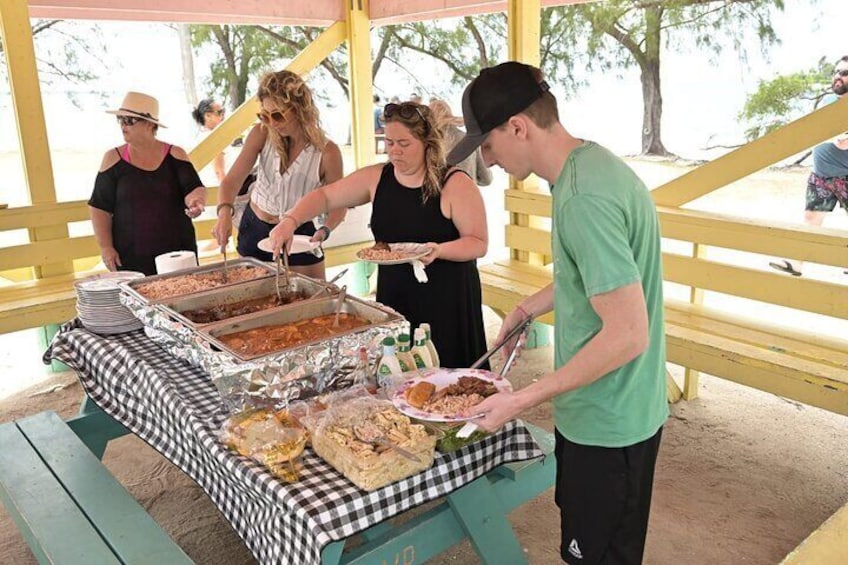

{"left": 120, "top": 257, "right": 276, "bottom": 304}
{"left": 155, "top": 274, "right": 335, "bottom": 328}
{"left": 199, "top": 294, "right": 403, "bottom": 362}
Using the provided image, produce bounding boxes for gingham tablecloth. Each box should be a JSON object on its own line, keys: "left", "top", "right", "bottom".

{"left": 46, "top": 322, "right": 544, "bottom": 565}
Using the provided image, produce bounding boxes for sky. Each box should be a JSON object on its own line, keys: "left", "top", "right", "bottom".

{"left": 0, "top": 0, "right": 847, "bottom": 203}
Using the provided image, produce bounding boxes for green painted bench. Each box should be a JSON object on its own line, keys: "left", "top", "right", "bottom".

{"left": 0, "top": 410, "right": 191, "bottom": 564}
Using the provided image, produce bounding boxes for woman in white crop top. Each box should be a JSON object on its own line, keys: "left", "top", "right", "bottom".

{"left": 212, "top": 70, "right": 346, "bottom": 280}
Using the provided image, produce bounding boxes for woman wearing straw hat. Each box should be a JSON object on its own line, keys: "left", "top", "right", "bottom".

{"left": 212, "top": 70, "right": 346, "bottom": 280}
{"left": 88, "top": 91, "right": 206, "bottom": 275}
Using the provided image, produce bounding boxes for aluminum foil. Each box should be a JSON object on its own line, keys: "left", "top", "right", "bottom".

{"left": 120, "top": 290, "right": 407, "bottom": 412}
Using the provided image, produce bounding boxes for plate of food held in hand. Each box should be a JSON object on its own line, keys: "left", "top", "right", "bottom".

{"left": 258, "top": 235, "right": 321, "bottom": 255}
{"left": 356, "top": 241, "right": 431, "bottom": 265}
{"left": 391, "top": 368, "right": 512, "bottom": 422}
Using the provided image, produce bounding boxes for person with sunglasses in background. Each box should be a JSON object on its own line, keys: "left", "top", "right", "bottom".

{"left": 268, "top": 100, "right": 490, "bottom": 369}
{"left": 88, "top": 91, "right": 206, "bottom": 275}
{"left": 212, "top": 70, "right": 346, "bottom": 280}
{"left": 191, "top": 98, "right": 227, "bottom": 185}
{"left": 769, "top": 55, "right": 848, "bottom": 277}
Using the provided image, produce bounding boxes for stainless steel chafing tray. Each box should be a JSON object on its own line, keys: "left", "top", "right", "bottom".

{"left": 155, "top": 274, "right": 336, "bottom": 328}
{"left": 121, "top": 256, "right": 277, "bottom": 304}
{"left": 199, "top": 294, "right": 403, "bottom": 362}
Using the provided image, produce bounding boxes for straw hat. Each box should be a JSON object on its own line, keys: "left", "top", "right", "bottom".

{"left": 106, "top": 91, "right": 166, "bottom": 127}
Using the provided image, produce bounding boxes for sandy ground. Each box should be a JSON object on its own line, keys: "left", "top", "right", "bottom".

{"left": 2, "top": 306, "right": 848, "bottom": 564}
{"left": 2, "top": 159, "right": 848, "bottom": 563}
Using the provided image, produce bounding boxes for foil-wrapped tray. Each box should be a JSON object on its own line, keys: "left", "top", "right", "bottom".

{"left": 199, "top": 294, "right": 403, "bottom": 362}
{"left": 155, "top": 274, "right": 335, "bottom": 329}
{"left": 121, "top": 257, "right": 276, "bottom": 304}
{"left": 120, "top": 286, "right": 407, "bottom": 411}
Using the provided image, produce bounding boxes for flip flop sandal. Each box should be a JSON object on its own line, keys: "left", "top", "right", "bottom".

{"left": 768, "top": 260, "right": 802, "bottom": 277}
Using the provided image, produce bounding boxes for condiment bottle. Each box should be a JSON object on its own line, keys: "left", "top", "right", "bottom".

{"left": 395, "top": 333, "right": 416, "bottom": 372}
{"left": 352, "top": 346, "right": 378, "bottom": 394}
{"left": 411, "top": 328, "right": 433, "bottom": 369}
{"left": 419, "top": 323, "right": 440, "bottom": 367}
{"left": 376, "top": 337, "right": 403, "bottom": 384}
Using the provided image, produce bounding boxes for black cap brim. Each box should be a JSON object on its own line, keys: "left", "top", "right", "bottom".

{"left": 447, "top": 131, "right": 489, "bottom": 166}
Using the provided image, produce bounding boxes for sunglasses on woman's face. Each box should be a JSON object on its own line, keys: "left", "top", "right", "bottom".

{"left": 116, "top": 116, "right": 142, "bottom": 127}
{"left": 383, "top": 102, "right": 428, "bottom": 124}
{"left": 257, "top": 107, "right": 293, "bottom": 124}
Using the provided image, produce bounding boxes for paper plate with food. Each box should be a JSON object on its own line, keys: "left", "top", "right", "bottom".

{"left": 356, "top": 241, "right": 431, "bottom": 265}
{"left": 391, "top": 368, "right": 512, "bottom": 422}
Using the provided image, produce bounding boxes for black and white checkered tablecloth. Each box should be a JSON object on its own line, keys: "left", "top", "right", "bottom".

{"left": 46, "top": 322, "right": 544, "bottom": 565}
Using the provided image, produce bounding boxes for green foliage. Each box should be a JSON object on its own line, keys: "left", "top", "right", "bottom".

{"left": 740, "top": 57, "right": 834, "bottom": 140}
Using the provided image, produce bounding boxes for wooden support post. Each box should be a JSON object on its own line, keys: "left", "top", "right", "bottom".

{"left": 683, "top": 242, "right": 707, "bottom": 400}
{"left": 345, "top": 0, "right": 376, "bottom": 167}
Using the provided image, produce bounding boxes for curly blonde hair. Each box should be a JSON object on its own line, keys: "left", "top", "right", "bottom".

{"left": 385, "top": 102, "right": 447, "bottom": 203}
{"left": 256, "top": 70, "right": 328, "bottom": 171}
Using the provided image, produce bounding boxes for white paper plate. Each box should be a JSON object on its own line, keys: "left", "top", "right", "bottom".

{"left": 355, "top": 242, "right": 430, "bottom": 265}
{"left": 391, "top": 368, "right": 512, "bottom": 422}
{"left": 257, "top": 235, "right": 320, "bottom": 255}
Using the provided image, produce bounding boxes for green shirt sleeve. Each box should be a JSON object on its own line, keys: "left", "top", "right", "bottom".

{"left": 560, "top": 193, "right": 641, "bottom": 297}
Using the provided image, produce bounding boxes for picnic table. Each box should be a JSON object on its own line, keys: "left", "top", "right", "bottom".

{"left": 40, "top": 322, "right": 554, "bottom": 564}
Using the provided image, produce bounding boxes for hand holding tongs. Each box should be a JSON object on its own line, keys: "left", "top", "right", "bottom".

{"left": 470, "top": 314, "right": 534, "bottom": 376}
{"left": 457, "top": 315, "right": 533, "bottom": 439}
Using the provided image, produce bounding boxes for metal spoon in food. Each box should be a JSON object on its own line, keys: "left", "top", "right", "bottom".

{"left": 331, "top": 285, "right": 347, "bottom": 328}
{"left": 353, "top": 422, "right": 421, "bottom": 463}
{"left": 308, "top": 268, "right": 349, "bottom": 299}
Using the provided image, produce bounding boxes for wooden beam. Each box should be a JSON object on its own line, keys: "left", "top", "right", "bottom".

{"left": 27, "top": 0, "right": 345, "bottom": 25}
{"left": 652, "top": 96, "right": 848, "bottom": 207}
{"left": 370, "top": 0, "right": 595, "bottom": 25}
{"left": 0, "top": 0, "right": 71, "bottom": 278}
{"left": 346, "top": 0, "right": 377, "bottom": 167}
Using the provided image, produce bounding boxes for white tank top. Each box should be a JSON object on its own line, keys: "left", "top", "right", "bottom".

{"left": 250, "top": 140, "right": 323, "bottom": 218}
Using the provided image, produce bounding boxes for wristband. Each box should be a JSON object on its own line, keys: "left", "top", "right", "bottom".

{"left": 280, "top": 213, "right": 301, "bottom": 228}
{"left": 216, "top": 203, "right": 234, "bottom": 216}
{"left": 516, "top": 304, "right": 533, "bottom": 321}
{"left": 316, "top": 226, "right": 331, "bottom": 241}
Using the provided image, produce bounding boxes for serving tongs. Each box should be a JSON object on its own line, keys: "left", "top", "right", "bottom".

{"left": 331, "top": 285, "right": 348, "bottom": 328}
{"left": 308, "top": 268, "right": 348, "bottom": 300}
{"left": 221, "top": 246, "right": 229, "bottom": 282}
{"left": 456, "top": 315, "right": 534, "bottom": 439}
{"left": 274, "top": 244, "right": 292, "bottom": 303}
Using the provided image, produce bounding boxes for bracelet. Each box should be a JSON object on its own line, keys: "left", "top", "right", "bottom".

{"left": 516, "top": 304, "right": 533, "bottom": 321}
{"left": 317, "top": 225, "right": 331, "bottom": 241}
{"left": 216, "top": 203, "right": 234, "bottom": 216}
{"left": 280, "top": 212, "right": 301, "bottom": 228}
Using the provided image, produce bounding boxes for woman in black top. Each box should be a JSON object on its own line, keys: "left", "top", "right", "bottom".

{"left": 267, "top": 102, "right": 489, "bottom": 368}
{"left": 89, "top": 92, "right": 206, "bottom": 275}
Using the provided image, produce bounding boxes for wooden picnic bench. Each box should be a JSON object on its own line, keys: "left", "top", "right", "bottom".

{"left": 481, "top": 187, "right": 848, "bottom": 415}
{"left": 0, "top": 410, "right": 191, "bottom": 564}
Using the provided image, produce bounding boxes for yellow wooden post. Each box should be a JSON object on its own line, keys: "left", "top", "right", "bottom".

{"left": 507, "top": 0, "right": 543, "bottom": 265}
{"left": 189, "top": 22, "right": 348, "bottom": 177}
{"left": 345, "top": 0, "right": 375, "bottom": 168}
{"left": 0, "top": 0, "right": 71, "bottom": 278}
{"left": 682, "top": 242, "right": 707, "bottom": 400}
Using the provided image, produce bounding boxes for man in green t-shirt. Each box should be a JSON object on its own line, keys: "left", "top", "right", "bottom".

{"left": 448, "top": 61, "right": 668, "bottom": 564}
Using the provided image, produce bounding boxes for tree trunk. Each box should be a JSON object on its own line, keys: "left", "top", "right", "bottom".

{"left": 640, "top": 6, "right": 668, "bottom": 156}
{"left": 640, "top": 61, "right": 668, "bottom": 155}
{"left": 177, "top": 25, "right": 197, "bottom": 107}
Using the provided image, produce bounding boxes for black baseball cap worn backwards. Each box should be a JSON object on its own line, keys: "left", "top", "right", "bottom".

{"left": 447, "top": 61, "right": 550, "bottom": 165}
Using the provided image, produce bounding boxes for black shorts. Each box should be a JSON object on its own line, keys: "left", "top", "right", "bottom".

{"left": 236, "top": 202, "right": 323, "bottom": 266}
{"left": 554, "top": 427, "right": 663, "bottom": 564}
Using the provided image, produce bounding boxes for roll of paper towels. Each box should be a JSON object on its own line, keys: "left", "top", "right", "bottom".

{"left": 155, "top": 251, "right": 198, "bottom": 274}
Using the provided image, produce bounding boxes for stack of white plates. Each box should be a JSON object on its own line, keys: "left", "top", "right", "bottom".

{"left": 74, "top": 271, "right": 145, "bottom": 334}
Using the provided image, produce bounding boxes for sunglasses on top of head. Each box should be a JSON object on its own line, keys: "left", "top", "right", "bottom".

{"left": 834, "top": 69, "right": 848, "bottom": 78}
{"left": 383, "top": 102, "right": 429, "bottom": 125}
{"left": 210, "top": 108, "right": 225, "bottom": 116}
{"left": 257, "top": 107, "right": 293, "bottom": 124}
{"left": 116, "top": 115, "right": 143, "bottom": 127}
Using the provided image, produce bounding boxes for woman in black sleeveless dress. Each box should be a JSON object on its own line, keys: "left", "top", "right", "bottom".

{"left": 268, "top": 101, "right": 489, "bottom": 368}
